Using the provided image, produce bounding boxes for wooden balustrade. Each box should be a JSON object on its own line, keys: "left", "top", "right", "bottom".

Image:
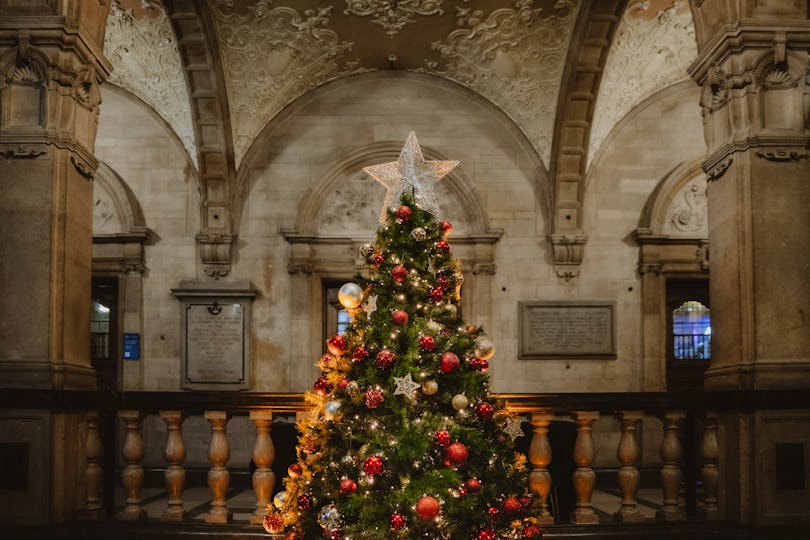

{"left": 8, "top": 388, "right": 807, "bottom": 528}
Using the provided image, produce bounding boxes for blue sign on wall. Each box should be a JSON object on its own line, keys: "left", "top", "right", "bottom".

{"left": 123, "top": 333, "right": 140, "bottom": 360}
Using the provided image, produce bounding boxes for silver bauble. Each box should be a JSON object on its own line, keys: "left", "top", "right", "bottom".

{"left": 474, "top": 338, "right": 495, "bottom": 360}
{"left": 443, "top": 303, "right": 457, "bottom": 317}
{"left": 359, "top": 243, "right": 374, "bottom": 257}
{"left": 325, "top": 400, "right": 342, "bottom": 419}
{"left": 318, "top": 504, "right": 342, "bottom": 530}
{"left": 451, "top": 393, "right": 469, "bottom": 410}
{"left": 411, "top": 227, "right": 427, "bottom": 242}
{"left": 338, "top": 282, "right": 364, "bottom": 309}
{"left": 426, "top": 320, "right": 443, "bottom": 333}
{"left": 346, "top": 380, "right": 360, "bottom": 397}
{"left": 273, "top": 490, "right": 289, "bottom": 509}
{"left": 422, "top": 380, "right": 439, "bottom": 395}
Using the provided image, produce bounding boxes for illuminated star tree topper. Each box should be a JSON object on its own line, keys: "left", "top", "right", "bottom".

{"left": 363, "top": 131, "right": 460, "bottom": 221}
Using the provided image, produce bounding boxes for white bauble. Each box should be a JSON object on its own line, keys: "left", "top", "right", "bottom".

{"left": 451, "top": 393, "right": 468, "bottom": 410}
{"left": 338, "top": 282, "right": 364, "bottom": 309}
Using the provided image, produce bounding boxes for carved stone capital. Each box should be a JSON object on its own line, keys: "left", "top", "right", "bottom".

{"left": 287, "top": 260, "right": 313, "bottom": 275}
{"left": 472, "top": 262, "right": 497, "bottom": 276}
{"left": 640, "top": 263, "right": 664, "bottom": 276}
{"left": 196, "top": 233, "right": 235, "bottom": 279}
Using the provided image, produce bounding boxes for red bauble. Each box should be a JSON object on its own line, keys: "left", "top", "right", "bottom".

{"left": 441, "top": 221, "right": 453, "bottom": 236}
{"left": 415, "top": 496, "right": 440, "bottom": 520}
{"left": 439, "top": 352, "right": 460, "bottom": 373}
{"left": 288, "top": 463, "right": 302, "bottom": 477}
{"left": 523, "top": 524, "right": 542, "bottom": 537}
{"left": 313, "top": 376, "right": 330, "bottom": 396}
{"left": 352, "top": 346, "right": 369, "bottom": 362}
{"left": 434, "top": 240, "right": 450, "bottom": 254}
{"left": 429, "top": 286, "right": 444, "bottom": 303}
{"left": 263, "top": 513, "right": 284, "bottom": 534}
{"left": 390, "top": 512, "right": 406, "bottom": 530}
{"left": 284, "top": 528, "right": 301, "bottom": 539}
{"left": 365, "top": 387, "right": 385, "bottom": 408}
{"left": 337, "top": 378, "right": 350, "bottom": 391}
{"left": 327, "top": 335, "right": 346, "bottom": 355}
{"left": 297, "top": 493, "right": 312, "bottom": 510}
{"left": 419, "top": 335, "right": 435, "bottom": 351}
{"left": 438, "top": 276, "right": 450, "bottom": 288}
{"left": 319, "top": 353, "right": 335, "bottom": 367}
{"left": 339, "top": 478, "right": 357, "bottom": 494}
{"left": 363, "top": 456, "right": 384, "bottom": 476}
{"left": 375, "top": 349, "right": 396, "bottom": 369}
{"left": 434, "top": 429, "right": 451, "bottom": 447}
{"left": 372, "top": 253, "right": 385, "bottom": 265}
{"left": 323, "top": 529, "right": 342, "bottom": 540}
{"left": 396, "top": 205, "right": 412, "bottom": 222}
{"left": 487, "top": 506, "right": 500, "bottom": 520}
{"left": 520, "top": 496, "right": 533, "bottom": 510}
{"left": 503, "top": 496, "right": 522, "bottom": 514}
{"left": 475, "top": 528, "right": 496, "bottom": 540}
{"left": 392, "top": 309, "right": 409, "bottom": 325}
{"left": 475, "top": 402, "right": 494, "bottom": 421}
{"left": 446, "top": 441, "right": 468, "bottom": 467}
{"left": 464, "top": 478, "right": 482, "bottom": 493}
{"left": 391, "top": 265, "right": 408, "bottom": 282}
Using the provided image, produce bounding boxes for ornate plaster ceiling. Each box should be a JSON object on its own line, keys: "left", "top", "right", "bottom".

{"left": 101, "top": 0, "right": 697, "bottom": 177}
{"left": 103, "top": 0, "right": 197, "bottom": 169}
{"left": 588, "top": 0, "right": 696, "bottom": 169}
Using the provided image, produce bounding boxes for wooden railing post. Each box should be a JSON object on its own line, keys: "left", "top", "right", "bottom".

{"left": 700, "top": 411, "right": 720, "bottom": 520}
{"left": 82, "top": 411, "right": 103, "bottom": 519}
{"left": 570, "top": 411, "right": 600, "bottom": 524}
{"left": 250, "top": 410, "right": 276, "bottom": 525}
{"left": 614, "top": 410, "right": 644, "bottom": 523}
{"left": 117, "top": 410, "right": 146, "bottom": 520}
{"left": 160, "top": 410, "right": 187, "bottom": 521}
{"left": 528, "top": 410, "right": 555, "bottom": 524}
{"left": 658, "top": 411, "right": 687, "bottom": 521}
{"left": 204, "top": 410, "right": 232, "bottom": 524}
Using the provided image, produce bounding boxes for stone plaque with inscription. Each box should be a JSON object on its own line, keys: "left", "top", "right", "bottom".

{"left": 173, "top": 281, "right": 256, "bottom": 390}
{"left": 519, "top": 301, "right": 616, "bottom": 359}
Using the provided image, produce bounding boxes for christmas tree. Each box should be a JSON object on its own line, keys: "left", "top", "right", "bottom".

{"left": 265, "top": 133, "right": 541, "bottom": 539}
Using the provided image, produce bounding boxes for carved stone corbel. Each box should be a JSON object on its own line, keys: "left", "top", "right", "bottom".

{"left": 704, "top": 156, "right": 733, "bottom": 183}
{"left": 196, "top": 233, "right": 235, "bottom": 279}
{"left": 755, "top": 148, "right": 809, "bottom": 162}
{"left": 550, "top": 233, "right": 587, "bottom": 281}
{"left": 71, "top": 154, "right": 95, "bottom": 179}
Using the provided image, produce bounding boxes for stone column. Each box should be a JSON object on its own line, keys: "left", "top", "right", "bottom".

{"left": 118, "top": 410, "right": 146, "bottom": 520}
{"left": 615, "top": 410, "right": 644, "bottom": 523}
{"left": 250, "top": 410, "right": 276, "bottom": 525}
{"left": 688, "top": 1, "right": 810, "bottom": 525}
{"left": 657, "top": 411, "right": 686, "bottom": 522}
{"left": 160, "top": 410, "right": 187, "bottom": 522}
{"left": 570, "top": 411, "right": 600, "bottom": 524}
{"left": 528, "top": 411, "right": 554, "bottom": 524}
{"left": 204, "top": 410, "right": 232, "bottom": 524}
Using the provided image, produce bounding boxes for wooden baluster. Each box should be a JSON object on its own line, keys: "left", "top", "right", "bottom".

{"left": 250, "top": 410, "right": 276, "bottom": 524}
{"left": 700, "top": 411, "right": 720, "bottom": 519}
{"left": 528, "top": 411, "right": 555, "bottom": 524}
{"left": 657, "top": 411, "right": 687, "bottom": 521}
{"left": 204, "top": 411, "right": 232, "bottom": 524}
{"left": 160, "top": 410, "right": 187, "bottom": 522}
{"left": 615, "top": 410, "right": 644, "bottom": 523}
{"left": 117, "top": 410, "right": 146, "bottom": 520}
{"left": 83, "top": 411, "right": 103, "bottom": 519}
{"left": 570, "top": 411, "right": 600, "bottom": 524}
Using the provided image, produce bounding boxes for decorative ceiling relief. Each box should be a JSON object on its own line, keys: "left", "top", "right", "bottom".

{"left": 103, "top": 0, "right": 197, "bottom": 169}
{"left": 664, "top": 177, "right": 707, "bottom": 237}
{"left": 210, "top": 1, "right": 368, "bottom": 169}
{"left": 344, "top": 0, "right": 445, "bottom": 36}
{"left": 420, "top": 0, "right": 580, "bottom": 165}
{"left": 588, "top": 0, "right": 696, "bottom": 169}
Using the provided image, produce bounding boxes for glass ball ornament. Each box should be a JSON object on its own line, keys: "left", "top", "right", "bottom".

{"left": 318, "top": 504, "right": 343, "bottom": 530}
{"left": 273, "top": 490, "right": 289, "bottom": 509}
{"left": 359, "top": 243, "right": 374, "bottom": 258}
{"left": 451, "top": 393, "right": 468, "bottom": 410}
{"left": 338, "top": 282, "right": 364, "bottom": 309}
{"left": 474, "top": 338, "right": 495, "bottom": 360}
{"left": 325, "top": 400, "right": 342, "bottom": 419}
{"left": 263, "top": 512, "right": 285, "bottom": 534}
{"left": 411, "top": 227, "right": 427, "bottom": 242}
{"left": 421, "top": 380, "right": 438, "bottom": 395}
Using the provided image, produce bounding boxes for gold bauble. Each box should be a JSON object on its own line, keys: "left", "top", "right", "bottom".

{"left": 451, "top": 393, "right": 468, "bottom": 410}
{"left": 338, "top": 282, "right": 364, "bottom": 309}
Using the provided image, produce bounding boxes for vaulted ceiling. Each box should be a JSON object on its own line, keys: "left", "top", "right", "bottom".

{"left": 102, "top": 0, "right": 696, "bottom": 175}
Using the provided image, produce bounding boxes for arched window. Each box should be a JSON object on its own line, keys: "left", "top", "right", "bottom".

{"left": 672, "top": 300, "right": 711, "bottom": 360}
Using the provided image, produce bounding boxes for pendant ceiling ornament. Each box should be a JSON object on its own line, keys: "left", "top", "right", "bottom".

{"left": 344, "top": 0, "right": 445, "bottom": 36}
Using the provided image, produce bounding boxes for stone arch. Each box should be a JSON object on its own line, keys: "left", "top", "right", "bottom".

{"left": 93, "top": 161, "right": 149, "bottom": 236}
{"left": 637, "top": 157, "right": 708, "bottom": 241}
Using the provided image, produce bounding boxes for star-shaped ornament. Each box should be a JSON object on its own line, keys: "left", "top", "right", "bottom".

{"left": 393, "top": 372, "right": 421, "bottom": 399}
{"left": 504, "top": 416, "right": 525, "bottom": 441}
{"left": 363, "top": 294, "right": 378, "bottom": 317}
{"left": 364, "top": 131, "right": 460, "bottom": 221}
